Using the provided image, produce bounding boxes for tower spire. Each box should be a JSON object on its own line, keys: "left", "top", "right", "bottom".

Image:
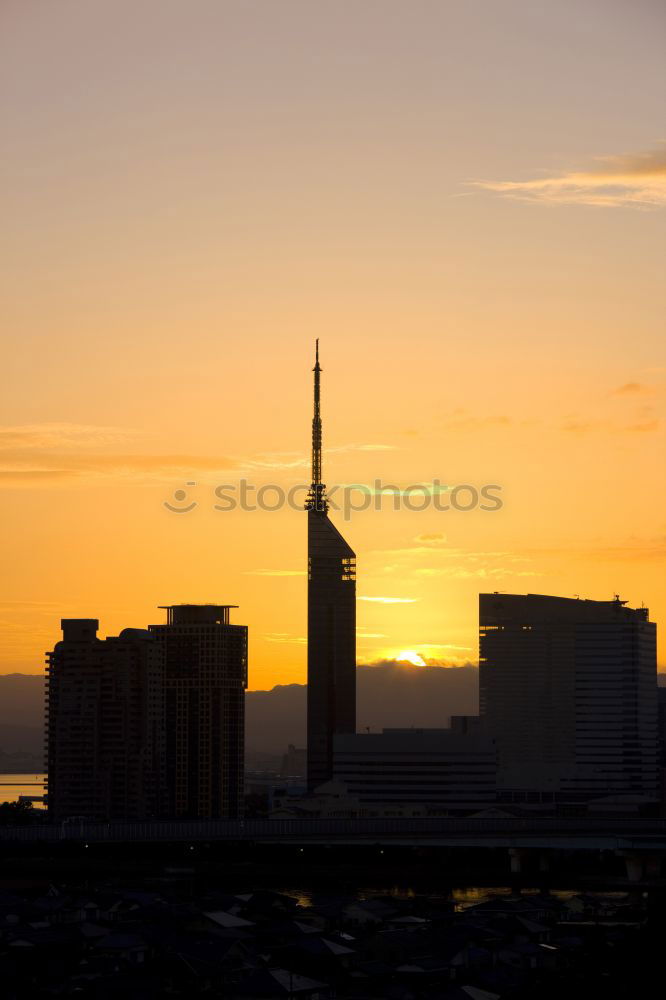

{"left": 306, "top": 339, "right": 328, "bottom": 512}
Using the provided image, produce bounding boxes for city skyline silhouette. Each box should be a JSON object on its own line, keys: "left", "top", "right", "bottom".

{"left": 2, "top": 7, "right": 665, "bottom": 995}
{"left": 1, "top": 3, "right": 664, "bottom": 688}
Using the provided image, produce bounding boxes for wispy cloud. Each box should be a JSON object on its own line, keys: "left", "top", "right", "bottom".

{"left": 414, "top": 532, "right": 447, "bottom": 544}
{"left": 339, "top": 482, "right": 451, "bottom": 497}
{"left": 246, "top": 442, "right": 396, "bottom": 471}
{"left": 0, "top": 452, "right": 239, "bottom": 486}
{"left": 263, "top": 632, "right": 307, "bottom": 644}
{"left": 0, "top": 423, "right": 141, "bottom": 450}
{"left": 359, "top": 596, "right": 418, "bottom": 604}
{"left": 473, "top": 146, "right": 666, "bottom": 208}
{"left": 531, "top": 536, "right": 666, "bottom": 565}
{"left": 611, "top": 382, "right": 653, "bottom": 396}
{"left": 0, "top": 424, "right": 398, "bottom": 488}
{"left": 561, "top": 418, "right": 660, "bottom": 434}
{"left": 625, "top": 419, "right": 661, "bottom": 433}
{"left": 245, "top": 452, "right": 308, "bottom": 471}
{"left": 328, "top": 443, "right": 397, "bottom": 453}
{"left": 245, "top": 569, "right": 306, "bottom": 577}
{"left": 0, "top": 469, "right": 78, "bottom": 483}
{"left": 372, "top": 545, "right": 530, "bottom": 561}
{"left": 0, "top": 600, "right": 60, "bottom": 609}
{"left": 440, "top": 410, "right": 512, "bottom": 431}
{"left": 416, "top": 643, "right": 473, "bottom": 651}
{"left": 367, "top": 542, "right": 538, "bottom": 582}
{"left": 362, "top": 656, "right": 477, "bottom": 669}
{"left": 414, "top": 566, "right": 540, "bottom": 579}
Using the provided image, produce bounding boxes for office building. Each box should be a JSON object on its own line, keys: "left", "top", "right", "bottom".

{"left": 332, "top": 716, "right": 496, "bottom": 813}
{"left": 305, "top": 342, "right": 356, "bottom": 790}
{"left": 479, "top": 593, "right": 658, "bottom": 809}
{"left": 46, "top": 619, "right": 166, "bottom": 821}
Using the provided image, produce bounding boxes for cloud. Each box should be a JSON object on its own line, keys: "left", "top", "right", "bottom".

{"left": 625, "top": 419, "right": 660, "bottom": 433}
{"left": 522, "top": 536, "right": 666, "bottom": 568}
{"left": 386, "top": 644, "right": 477, "bottom": 668}
{"left": 372, "top": 545, "right": 530, "bottom": 562}
{"left": 362, "top": 657, "right": 477, "bottom": 670}
{"left": 0, "top": 452, "right": 239, "bottom": 486}
{"left": 245, "top": 569, "right": 306, "bottom": 577}
{"left": 561, "top": 418, "right": 660, "bottom": 434}
{"left": 0, "top": 423, "right": 299, "bottom": 486}
{"left": 566, "top": 538, "right": 665, "bottom": 564}
{"left": 414, "top": 532, "right": 447, "bottom": 544}
{"left": 245, "top": 452, "right": 308, "bottom": 471}
{"left": 262, "top": 633, "right": 307, "bottom": 644}
{"left": 339, "top": 482, "right": 451, "bottom": 497}
{"left": 473, "top": 146, "right": 666, "bottom": 208}
{"left": 0, "top": 424, "right": 398, "bottom": 490}
{"left": 0, "top": 601, "right": 60, "bottom": 609}
{"left": 247, "top": 442, "right": 396, "bottom": 471}
{"left": 414, "top": 566, "right": 540, "bottom": 579}
{"left": 329, "top": 443, "right": 397, "bottom": 453}
{"left": 611, "top": 382, "right": 651, "bottom": 396}
{"left": 70, "top": 454, "right": 237, "bottom": 471}
{"left": 0, "top": 469, "right": 78, "bottom": 483}
{"left": 419, "top": 643, "right": 473, "bottom": 651}
{"left": 440, "top": 411, "right": 512, "bottom": 431}
{"left": 358, "top": 596, "right": 418, "bottom": 604}
{"left": 0, "top": 423, "right": 140, "bottom": 450}
{"left": 366, "top": 543, "right": 538, "bottom": 583}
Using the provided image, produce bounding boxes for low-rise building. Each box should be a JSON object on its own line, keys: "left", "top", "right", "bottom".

{"left": 331, "top": 716, "right": 497, "bottom": 815}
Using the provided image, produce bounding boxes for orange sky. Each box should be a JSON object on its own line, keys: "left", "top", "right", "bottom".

{"left": 1, "top": 1, "right": 665, "bottom": 686}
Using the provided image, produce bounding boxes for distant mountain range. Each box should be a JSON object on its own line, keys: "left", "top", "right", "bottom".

{"left": 246, "top": 665, "right": 665, "bottom": 755}
{"left": 0, "top": 664, "right": 480, "bottom": 760}
{"left": 6, "top": 665, "right": 663, "bottom": 763}
{"left": 0, "top": 674, "right": 44, "bottom": 764}
{"left": 246, "top": 663, "right": 480, "bottom": 754}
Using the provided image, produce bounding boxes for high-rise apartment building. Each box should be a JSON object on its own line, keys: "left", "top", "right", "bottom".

{"left": 479, "top": 593, "right": 658, "bottom": 809}
{"left": 305, "top": 343, "right": 356, "bottom": 790}
{"left": 47, "top": 605, "right": 247, "bottom": 821}
{"left": 46, "top": 620, "right": 166, "bottom": 821}
{"left": 149, "top": 604, "right": 248, "bottom": 818}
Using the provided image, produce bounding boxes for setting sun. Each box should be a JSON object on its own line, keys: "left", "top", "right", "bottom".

{"left": 0, "top": 0, "right": 663, "bottom": 693}
{"left": 396, "top": 650, "right": 427, "bottom": 667}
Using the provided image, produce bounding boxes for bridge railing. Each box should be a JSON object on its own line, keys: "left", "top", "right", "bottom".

{"left": 1, "top": 815, "right": 666, "bottom": 843}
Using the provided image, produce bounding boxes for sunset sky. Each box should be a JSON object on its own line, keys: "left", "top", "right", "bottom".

{"left": 1, "top": 0, "right": 664, "bottom": 687}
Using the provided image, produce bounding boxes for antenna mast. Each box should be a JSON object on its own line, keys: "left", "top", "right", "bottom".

{"left": 306, "top": 339, "right": 328, "bottom": 512}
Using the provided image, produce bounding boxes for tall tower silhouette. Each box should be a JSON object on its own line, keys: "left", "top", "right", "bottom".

{"left": 306, "top": 341, "right": 357, "bottom": 789}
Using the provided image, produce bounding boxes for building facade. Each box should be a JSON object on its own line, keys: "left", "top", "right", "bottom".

{"left": 46, "top": 619, "right": 166, "bottom": 821}
{"left": 307, "top": 510, "right": 356, "bottom": 789}
{"left": 332, "top": 717, "right": 497, "bottom": 814}
{"left": 305, "top": 342, "right": 357, "bottom": 790}
{"left": 149, "top": 604, "right": 248, "bottom": 819}
{"left": 479, "top": 593, "right": 658, "bottom": 809}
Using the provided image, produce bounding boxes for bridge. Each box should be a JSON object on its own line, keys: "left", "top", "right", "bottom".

{"left": 3, "top": 816, "right": 666, "bottom": 879}
{"left": 2, "top": 815, "right": 666, "bottom": 849}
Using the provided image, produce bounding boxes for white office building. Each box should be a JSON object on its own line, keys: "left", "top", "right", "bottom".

{"left": 479, "top": 593, "right": 658, "bottom": 810}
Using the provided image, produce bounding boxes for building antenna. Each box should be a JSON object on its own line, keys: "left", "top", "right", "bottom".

{"left": 306, "top": 339, "right": 328, "bottom": 512}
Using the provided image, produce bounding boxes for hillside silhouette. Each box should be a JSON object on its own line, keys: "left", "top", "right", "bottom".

{"left": 0, "top": 664, "right": 480, "bottom": 758}
{"left": 246, "top": 662, "right": 479, "bottom": 753}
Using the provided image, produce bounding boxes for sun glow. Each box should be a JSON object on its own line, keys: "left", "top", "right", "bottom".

{"left": 396, "top": 650, "right": 427, "bottom": 667}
